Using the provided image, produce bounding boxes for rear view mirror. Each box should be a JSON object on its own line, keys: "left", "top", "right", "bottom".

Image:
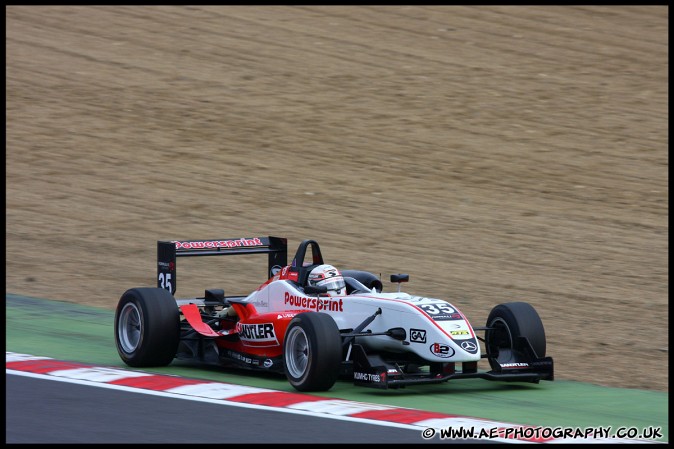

{"left": 386, "top": 327, "right": 407, "bottom": 341}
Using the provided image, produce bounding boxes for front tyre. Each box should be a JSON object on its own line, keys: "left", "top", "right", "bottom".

{"left": 485, "top": 302, "right": 546, "bottom": 371}
{"left": 115, "top": 287, "right": 180, "bottom": 367}
{"left": 283, "top": 312, "right": 342, "bottom": 392}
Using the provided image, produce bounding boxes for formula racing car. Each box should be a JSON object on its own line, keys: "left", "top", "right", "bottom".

{"left": 115, "top": 236, "right": 554, "bottom": 391}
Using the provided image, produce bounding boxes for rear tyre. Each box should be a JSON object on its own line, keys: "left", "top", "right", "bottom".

{"left": 485, "top": 302, "right": 546, "bottom": 370}
{"left": 115, "top": 287, "right": 180, "bottom": 367}
{"left": 283, "top": 312, "right": 342, "bottom": 391}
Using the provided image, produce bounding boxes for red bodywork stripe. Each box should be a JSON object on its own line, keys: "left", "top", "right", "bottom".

{"left": 351, "top": 295, "right": 476, "bottom": 340}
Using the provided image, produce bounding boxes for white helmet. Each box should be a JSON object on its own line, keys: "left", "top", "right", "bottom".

{"left": 307, "top": 264, "right": 346, "bottom": 296}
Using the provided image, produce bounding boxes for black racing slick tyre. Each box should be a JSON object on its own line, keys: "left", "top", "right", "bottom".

{"left": 485, "top": 302, "right": 546, "bottom": 371}
{"left": 283, "top": 312, "right": 342, "bottom": 392}
{"left": 115, "top": 287, "right": 180, "bottom": 367}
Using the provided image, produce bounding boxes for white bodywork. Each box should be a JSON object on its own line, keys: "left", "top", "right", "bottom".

{"left": 244, "top": 279, "right": 482, "bottom": 363}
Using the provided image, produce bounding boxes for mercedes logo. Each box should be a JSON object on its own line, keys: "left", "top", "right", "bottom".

{"left": 461, "top": 341, "right": 478, "bottom": 352}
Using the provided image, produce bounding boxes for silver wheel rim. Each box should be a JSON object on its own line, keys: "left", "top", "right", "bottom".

{"left": 118, "top": 302, "right": 142, "bottom": 354}
{"left": 285, "top": 326, "right": 309, "bottom": 379}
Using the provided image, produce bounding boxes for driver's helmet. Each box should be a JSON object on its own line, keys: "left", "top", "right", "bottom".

{"left": 307, "top": 264, "right": 346, "bottom": 296}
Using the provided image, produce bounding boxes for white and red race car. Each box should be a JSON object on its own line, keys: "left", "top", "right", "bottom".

{"left": 115, "top": 236, "right": 554, "bottom": 391}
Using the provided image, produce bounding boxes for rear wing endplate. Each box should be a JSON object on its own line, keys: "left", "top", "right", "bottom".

{"left": 157, "top": 236, "right": 287, "bottom": 295}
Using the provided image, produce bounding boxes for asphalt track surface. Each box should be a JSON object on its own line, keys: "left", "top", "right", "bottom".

{"left": 7, "top": 374, "right": 476, "bottom": 444}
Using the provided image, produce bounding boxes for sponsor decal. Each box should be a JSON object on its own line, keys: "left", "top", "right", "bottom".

{"left": 276, "top": 313, "right": 297, "bottom": 319}
{"left": 531, "top": 360, "right": 553, "bottom": 366}
{"left": 430, "top": 343, "right": 455, "bottom": 358}
{"left": 354, "top": 372, "right": 383, "bottom": 383}
{"left": 175, "top": 238, "right": 263, "bottom": 250}
{"left": 225, "top": 350, "right": 276, "bottom": 369}
{"left": 278, "top": 265, "right": 298, "bottom": 282}
{"left": 410, "top": 328, "right": 427, "bottom": 343}
{"left": 419, "top": 303, "right": 463, "bottom": 321}
{"left": 236, "top": 323, "right": 277, "bottom": 343}
{"left": 460, "top": 340, "right": 478, "bottom": 353}
{"left": 225, "top": 350, "right": 254, "bottom": 365}
{"left": 450, "top": 330, "right": 469, "bottom": 335}
{"left": 284, "top": 292, "right": 344, "bottom": 312}
{"left": 501, "top": 362, "right": 530, "bottom": 368}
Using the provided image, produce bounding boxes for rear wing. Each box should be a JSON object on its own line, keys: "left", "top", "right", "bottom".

{"left": 157, "top": 236, "right": 287, "bottom": 295}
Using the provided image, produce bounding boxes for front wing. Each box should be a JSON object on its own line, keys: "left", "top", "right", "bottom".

{"left": 350, "top": 341, "right": 554, "bottom": 389}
